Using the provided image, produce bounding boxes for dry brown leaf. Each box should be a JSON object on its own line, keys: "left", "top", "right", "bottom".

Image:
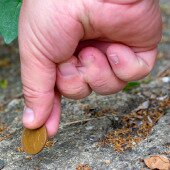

{"left": 0, "top": 58, "right": 10, "bottom": 67}
{"left": 76, "top": 164, "right": 92, "bottom": 170}
{"left": 45, "top": 139, "right": 56, "bottom": 148}
{"left": 101, "top": 98, "right": 170, "bottom": 152}
{"left": 144, "top": 155, "right": 170, "bottom": 170}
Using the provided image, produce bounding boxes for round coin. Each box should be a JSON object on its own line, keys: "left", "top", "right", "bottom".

{"left": 21, "top": 125, "right": 47, "bottom": 155}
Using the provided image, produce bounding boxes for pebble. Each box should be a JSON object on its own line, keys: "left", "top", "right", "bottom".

{"left": 85, "top": 126, "right": 94, "bottom": 131}
{"left": 161, "top": 77, "right": 170, "bottom": 83}
{"left": 0, "top": 159, "right": 5, "bottom": 170}
{"left": 157, "top": 95, "right": 168, "bottom": 101}
{"left": 133, "top": 101, "right": 150, "bottom": 112}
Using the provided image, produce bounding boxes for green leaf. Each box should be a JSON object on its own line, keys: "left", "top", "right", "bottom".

{"left": 0, "top": 0, "right": 22, "bottom": 44}
{"left": 0, "top": 79, "right": 8, "bottom": 89}
{"left": 123, "top": 82, "right": 141, "bottom": 92}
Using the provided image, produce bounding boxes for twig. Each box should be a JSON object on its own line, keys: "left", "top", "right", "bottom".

{"left": 61, "top": 115, "right": 119, "bottom": 128}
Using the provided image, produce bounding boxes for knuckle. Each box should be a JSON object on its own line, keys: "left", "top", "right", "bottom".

{"left": 90, "top": 77, "right": 110, "bottom": 90}
{"left": 90, "top": 77, "right": 126, "bottom": 95}
{"left": 23, "top": 85, "right": 52, "bottom": 100}
{"left": 59, "top": 84, "right": 90, "bottom": 99}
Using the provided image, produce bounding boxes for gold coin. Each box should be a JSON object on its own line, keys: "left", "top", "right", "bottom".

{"left": 21, "top": 125, "right": 47, "bottom": 155}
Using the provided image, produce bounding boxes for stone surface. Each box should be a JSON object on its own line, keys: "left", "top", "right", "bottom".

{"left": 0, "top": 1, "right": 170, "bottom": 170}
{"left": 0, "top": 159, "right": 5, "bottom": 170}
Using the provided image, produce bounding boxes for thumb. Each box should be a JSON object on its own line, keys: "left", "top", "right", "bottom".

{"left": 18, "top": 0, "right": 58, "bottom": 130}
{"left": 19, "top": 47, "right": 57, "bottom": 129}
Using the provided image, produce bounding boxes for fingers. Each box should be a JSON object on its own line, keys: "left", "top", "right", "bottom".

{"left": 45, "top": 94, "right": 61, "bottom": 137}
{"left": 57, "top": 47, "right": 126, "bottom": 97}
{"left": 106, "top": 44, "right": 157, "bottom": 81}
{"left": 56, "top": 56, "right": 92, "bottom": 99}
{"left": 57, "top": 42, "right": 157, "bottom": 100}
{"left": 78, "top": 47, "right": 126, "bottom": 94}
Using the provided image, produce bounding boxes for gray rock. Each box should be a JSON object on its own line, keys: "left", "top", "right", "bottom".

{"left": 0, "top": 159, "right": 5, "bottom": 170}
{"left": 0, "top": 81, "right": 169, "bottom": 170}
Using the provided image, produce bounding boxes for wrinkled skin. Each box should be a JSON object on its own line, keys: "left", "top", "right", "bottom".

{"left": 19, "top": 0, "right": 162, "bottom": 137}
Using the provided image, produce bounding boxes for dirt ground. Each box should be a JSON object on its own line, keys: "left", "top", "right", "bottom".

{"left": 0, "top": 1, "right": 170, "bottom": 170}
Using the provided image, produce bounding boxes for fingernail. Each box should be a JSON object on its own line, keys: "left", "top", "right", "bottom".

{"left": 58, "top": 63, "right": 78, "bottom": 76}
{"left": 23, "top": 107, "right": 35, "bottom": 124}
{"left": 80, "top": 55, "right": 94, "bottom": 66}
{"left": 109, "top": 54, "right": 119, "bottom": 65}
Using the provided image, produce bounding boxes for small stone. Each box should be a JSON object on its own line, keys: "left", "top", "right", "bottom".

{"left": 85, "top": 126, "right": 94, "bottom": 131}
{"left": 104, "top": 160, "right": 111, "bottom": 165}
{"left": 157, "top": 95, "right": 168, "bottom": 101}
{"left": 133, "top": 101, "right": 150, "bottom": 112}
{"left": 161, "top": 77, "right": 170, "bottom": 83}
{"left": 0, "top": 159, "right": 5, "bottom": 170}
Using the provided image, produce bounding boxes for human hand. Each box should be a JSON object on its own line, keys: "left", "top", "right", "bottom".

{"left": 19, "top": 0, "right": 162, "bottom": 137}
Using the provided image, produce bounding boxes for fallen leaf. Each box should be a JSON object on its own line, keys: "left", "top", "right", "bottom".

{"left": 0, "top": 79, "right": 8, "bottom": 89}
{"left": 76, "top": 164, "right": 92, "bottom": 170}
{"left": 0, "top": 58, "right": 10, "bottom": 67}
{"left": 144, "top": 155, "right": 170, "bottom": 170}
